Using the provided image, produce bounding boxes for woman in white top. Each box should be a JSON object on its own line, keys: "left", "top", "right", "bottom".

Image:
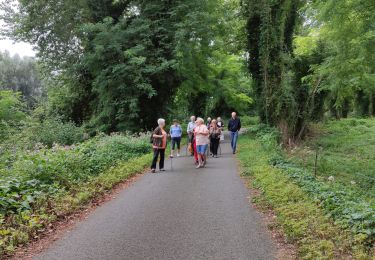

{"left": 194, "top": 117, "right": 209, "bottom": 168}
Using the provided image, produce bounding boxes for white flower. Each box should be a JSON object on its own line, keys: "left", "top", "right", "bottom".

{"left": 350, "top": 181, "right": 356, "bottom": 185}
{"left": 328, "top": 176, "right": 335, "bottom": 182}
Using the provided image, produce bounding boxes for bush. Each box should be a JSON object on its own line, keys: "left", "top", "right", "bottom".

{"left": 0, "top": 133, "right": 150, "bottom": 217}
{"left": 241, "top": 115, "right": 259, "bottom": 127}
{"left": 24, "top": 118, "right": 85, "bottom": 147}
{"left": 0, "top": 91, "right": 27, "bottom": 141}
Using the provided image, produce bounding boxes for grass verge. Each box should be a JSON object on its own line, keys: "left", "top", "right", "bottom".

{"left": 237, "top": 132, "right": 374, "bottom": 259}
{"left": 0, "top": 151, "right": 152, "bottom": 258}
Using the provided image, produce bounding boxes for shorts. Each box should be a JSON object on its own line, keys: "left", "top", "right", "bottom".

{"left": 196, "top": 144, "right": 208, "bottom": 154}
{"left": 171, "top": 137, "right": 181, "bottom": 150}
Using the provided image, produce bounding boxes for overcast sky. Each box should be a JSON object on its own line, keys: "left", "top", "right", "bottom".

{"left": 0, "top": 38, "right": 36, "bottom": 57}
{"left": 0, "top": 0, "right": 36, "bottom": 57}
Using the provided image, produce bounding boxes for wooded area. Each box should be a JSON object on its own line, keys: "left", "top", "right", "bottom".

{"left": 0, "top": 0, "right": 374, "bottom": 257}
{"left": 0, "top": 0, "right": 373, "bottom": 139}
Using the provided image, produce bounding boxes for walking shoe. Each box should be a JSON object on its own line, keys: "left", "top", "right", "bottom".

{"left": 202, "top": 160, "right": 206, "bottom": 167}
{"left": 196, "top": 164, "right": 201, "bottom": 169}
{"left": 160, "top": 168, "right": 165, "bottom": 172}
{"left": 151, "top": 169, "right": 156, "bottom": 173}
{"left": 177, "top": 153, "right": 180, "bottom": 157}
{"left": 169, "top": 155, "right": 174, "bottom": 158}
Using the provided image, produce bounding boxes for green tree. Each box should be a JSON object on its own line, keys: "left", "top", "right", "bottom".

{"left": 310, "top": 0, "right": 375, "bottom": 117}
{"left": 242, "top": 0, "right": 304, "bottom": 142}
{"left": 0, "top": 51, "right": 42, "bottom": 107}
{"left": 0, "top": 90, "right": 27, "bottom": 139}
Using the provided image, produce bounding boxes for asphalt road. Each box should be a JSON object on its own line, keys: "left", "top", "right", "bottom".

{"left": 35, "top": 135, "right": 275, "bottom": 260}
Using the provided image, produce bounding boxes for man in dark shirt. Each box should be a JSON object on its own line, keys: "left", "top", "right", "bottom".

{"left": 228, "top": 112, "right": 241, "bottom": 154}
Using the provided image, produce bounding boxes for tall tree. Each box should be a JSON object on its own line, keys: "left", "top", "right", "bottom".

{"left": 310, "top": 0, "right": 375, "bottom": 117}
{"left": 242, "top": 0, "right": 302, "bottom": 142}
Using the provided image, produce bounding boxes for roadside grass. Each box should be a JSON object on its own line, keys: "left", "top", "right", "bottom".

{"left": 237, "top": 132, "right": 374, "bottom": 259}
{"left": 289, "top": 118, "right": 375, "bottom": 201}
{"left": 0, "top": 134, "right": 152, "bottom": 257}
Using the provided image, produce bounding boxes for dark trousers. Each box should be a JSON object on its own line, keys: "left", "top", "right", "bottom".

{"left": 171, "top": 137, "right": 181, "bottom": 150}
{"left": 210, "top": 138, "right": 220, "bottom": 155}
{"left": 188, "top": 133, "right": 195, "bottom": 155}
{"left": 151, "top": 148, "right": 165, "bottom": 170}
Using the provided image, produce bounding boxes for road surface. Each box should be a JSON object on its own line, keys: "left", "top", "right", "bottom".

{"left": 35, "top": 135, "right": 275, "bottom": 260}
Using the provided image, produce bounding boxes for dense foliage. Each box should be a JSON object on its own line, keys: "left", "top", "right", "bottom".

{"left": 0, "top": 0, "right": 374, "bottom": 257}
{"left": 307, "top": 0, "right": 375, "bottom": 118}
{"left": 241, "top": 0, "right": 375, "bottom": 142}
{"left": 1, "top": 0, "right": 252, "bottom": 132}
{"left": 242, "top": 0, "right": 301, "bottom": 138}
{"left": 0, "top": 51, "right": 41, "bottom": 107}
{"left": 0, "top": 133, "right": 149, "bottom": 255}
{"left": 0, "top": 90, "right": 27, "bottom": 140}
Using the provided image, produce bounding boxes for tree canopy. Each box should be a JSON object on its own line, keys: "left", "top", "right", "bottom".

{"left": 0, "top": 0, "right": 373, "bottom": 138}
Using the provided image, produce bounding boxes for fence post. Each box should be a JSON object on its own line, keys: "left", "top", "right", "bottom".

{"left": 314, "top": 146, "right": 321, "bottom": 177}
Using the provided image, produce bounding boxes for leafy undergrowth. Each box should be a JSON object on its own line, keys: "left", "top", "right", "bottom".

{"left": 0, "top": 133, "right": 151, "bottom": 257}
{"left": 290, "top": 118, "right": 375, "bottom": 199}
{"left": 237, "top": 129, "right": 374, "bottom": 259}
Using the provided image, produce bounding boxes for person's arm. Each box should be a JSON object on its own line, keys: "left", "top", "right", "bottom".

{"left": 187, "top": 123, "right": 191, "bottom": 133}
{"left": 238, "top": 118, "right": 241, "bottom": 131}
{"left": 228, "top": 120, "right": 231, "bottom": 131}
{"left": 202, "top": 126, "right": 209, "bottom": 135}
{"left": 152, "top": 128, "right": 163, "bottom": 138}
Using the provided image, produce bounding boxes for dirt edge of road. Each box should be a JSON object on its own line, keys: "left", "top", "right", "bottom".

{"left": 236, "top": 159, "right": 297, "bottom": 260}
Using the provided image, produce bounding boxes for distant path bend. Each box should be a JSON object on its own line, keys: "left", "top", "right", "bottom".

{"left": 35, "top": 132, "right": 275, "bottom": 260}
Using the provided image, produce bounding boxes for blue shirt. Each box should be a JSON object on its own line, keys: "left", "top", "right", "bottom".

{"left": 187, "top": 122, "right": 196, "bottom": 133}
{"left": 170, "top": 125, "right": 182, "bottom": 138}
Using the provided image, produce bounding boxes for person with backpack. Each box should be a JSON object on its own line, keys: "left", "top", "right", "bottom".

{"left": 150, "top": 118, "right": 167, "bottom": 173}
{"left": 206, "top": 117, "right": 212, "bottom": 129}
{"left": 169, "top": 119, "right": 182, "bottom": 158}
{"left": 187, "top": 115, "right": 196, "bottom": 156}
{"left": 217, "top": 117, "right": 224, "bottom": 129}
{"left": 228, "top": 112, "right": 241, "bottom": 154}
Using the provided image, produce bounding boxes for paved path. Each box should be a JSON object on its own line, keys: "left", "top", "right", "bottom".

{"left": 35, "top": 135, "right": 275, "bottom": 260}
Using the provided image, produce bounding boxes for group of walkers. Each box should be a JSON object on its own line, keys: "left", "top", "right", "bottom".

{"left": 150, "top": 112, "right": 241, "bottom": 173}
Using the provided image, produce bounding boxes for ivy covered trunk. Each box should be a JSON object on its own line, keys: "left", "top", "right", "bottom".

{"left": 243, "top": 0, "right": 304, "bottom": 144}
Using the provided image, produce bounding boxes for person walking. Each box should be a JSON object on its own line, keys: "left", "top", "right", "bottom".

{"left": 187, "top": 116, "right": 196, "bottom": 156}
{"left": 151, "top": 118, "right": 167, "bottom": 173}
{"left": 194, "top": 117, "right": 209, "bottom": 168}
{"left": 217, "top": 117, "right": 224, "bottom": 129}
{"left": 228, "top": 112, "right": 241, "bottom": 154}
{"left": 209, "top": 119, "right": 221, "bottom": 158}
{"left": 169, "top": 119, "right": 182, "bottom": 158}
{"left": 206, "top": 117, "right": 212, "bottom": 129}
{"left": 206, "top": 117, "right": 212, "bottom": 155}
